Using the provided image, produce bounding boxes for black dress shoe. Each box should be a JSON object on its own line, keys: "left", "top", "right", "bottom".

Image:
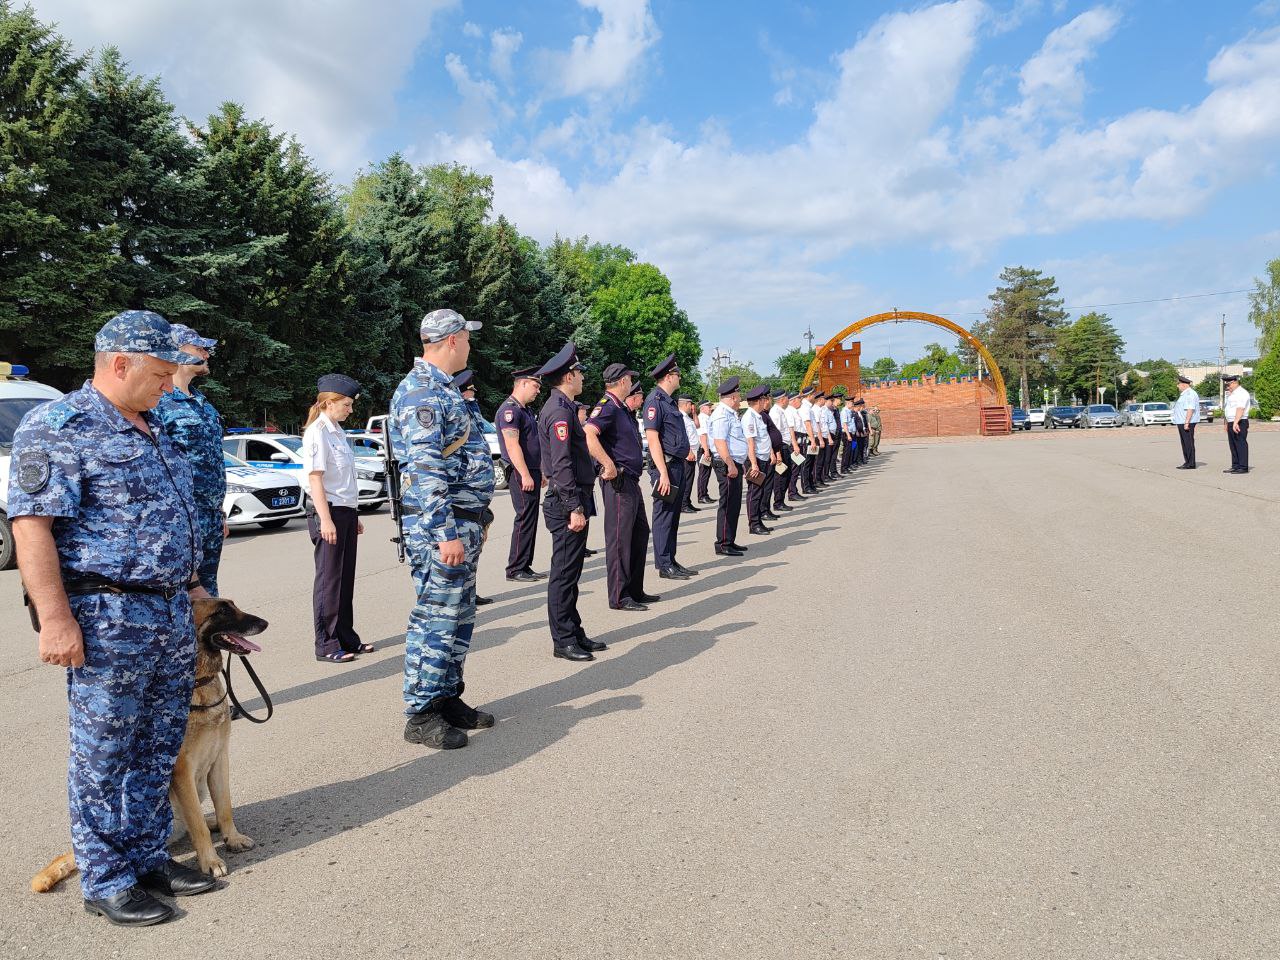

{"left": 578, "top": 638, "right": 608, "bottom": 652}
{"left": 554, "top": 644, "right": 594, "bottom": 661}
{"left": 584, "top": 547, "right": 599, "bottom": 557}
{"left": 1176, "top": 464, "right": 1193, "bottom": 470}
{"left": 791, "top": 493, "right": 807, "bottom": 501}
{"left": 506, "top": 570, "right": 541, "bottom": 582}
{"left": 673, "top": 561, "right": 699, "bottom": 576}
{"left": 438, "top": 695, "right": 495, "bottom": 729}
{"left": 715, "top": 546, "right": 746, "bottom": 556}
{"left": 611, "top": 598, "right": 649, "bottom": 612}
{"left": 729, "top": 542, "right": 749, "bottom": 551}
{"left": 137, "top": 857, "right": 217, "bottom": 897}
{"left": 763, "top": 511, "right": 781, "bottom": 521}
{"left": 634, "top": 592, "right": 661, "bottom": 603}
{"left": 404, "top": 709, "right": 467, "bottom": 749}
{"left": 681, "top": 505, "right": 698, "bottom": 513}
{"left": 475, "top": 595, "right": 494, "bottom": 606}
{"left": 1224, "top": 468, "right": 1240, "bottom": 473}
{"left": 84, "top": 886, "right": 174, "bottom": 926}
{"left": 659, "top": 567, "right": 691, "bottom": 580}
{"left": 775, "top": 503, "right": 795, "bottom": 512}
{"left": 523, "top": 569, "right": 548, "bottom": 579}
{"left": 749, "top": 523, "right": 772, "bottom": 535}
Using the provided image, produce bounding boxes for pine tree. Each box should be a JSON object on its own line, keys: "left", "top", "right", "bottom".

{"left": 0, "top": 3, "right": 113, "bottom": 385}
{"left": 983, "top": 266, "right": 1068, "bottom": 406}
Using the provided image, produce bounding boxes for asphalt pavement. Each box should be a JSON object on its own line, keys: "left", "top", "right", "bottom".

{"left": 1, "top": 425, "right": 1277, "bottom": 959}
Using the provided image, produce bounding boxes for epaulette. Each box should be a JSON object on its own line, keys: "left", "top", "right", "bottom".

{"left": 45, "top": 399, "right": 81, "bottom": 430}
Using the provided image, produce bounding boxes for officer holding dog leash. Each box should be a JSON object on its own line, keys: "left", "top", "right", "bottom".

{"left": 10, "top": 310, "right": 217, "bottom": 926}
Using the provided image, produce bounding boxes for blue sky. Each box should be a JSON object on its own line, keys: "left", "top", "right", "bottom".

{"left": 34, "top": 0, "right": 1280, "bottom": 371}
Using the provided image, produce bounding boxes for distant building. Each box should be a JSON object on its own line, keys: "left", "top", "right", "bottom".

{"left": 1176, "top": 363, "right": 1251, "bottom": 383}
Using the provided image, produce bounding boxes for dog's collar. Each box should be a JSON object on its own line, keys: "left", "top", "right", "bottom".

{"left": 192, "top": 674, "right": 219, "bottom": 690}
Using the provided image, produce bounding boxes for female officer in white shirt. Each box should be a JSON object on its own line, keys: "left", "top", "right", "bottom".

{"left": 302, "top": 374, "right": 371, "bottom": 663}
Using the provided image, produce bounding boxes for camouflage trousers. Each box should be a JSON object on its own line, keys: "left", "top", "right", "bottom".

{"left": 196, "top": 506, "right": 224, "bottom": 596}
{"left": 403, "top": 518, "right": 484, "bottom": 715}
{"left": 67, "top": 592, "right": 196, "bottom": 899}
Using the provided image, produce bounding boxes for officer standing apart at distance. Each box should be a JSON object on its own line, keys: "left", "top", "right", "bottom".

{"left": 585, "top": 364, "right": 657, "bottom": 610}
{"left": 709, "top": 377, "right": 749, "bottom": 556}
{"left": 869, "top": 404, "right": 883, "bottom": 455}
{"left": 1223, "top": 372, "right": 1251, "bottom": 474}
{"left": 644, "top": 353, "right": 699, "bottom": 582}
{"left": 301, "top": 373, "right": 370, "bottom": 663}
{"left": 496, "top": 367, "right": 546, "bottom": 582}
{"left": 677, "top": 394, "right": 701, "bottom": 513}
{"left": 10, "top": 310, "right": 217, "bottom": 927}
{"left": 1172, "top": 374, "right": 1199, "bottom": 469}
{"left": 391, "top": 309, "right": 496, "bottom": 751}
{"left": 741, "top": 384, "right": 775, "bottom": 536}
{"left": 155, "top": 323, "right": 226, "bottom": 595}
{"left": 537, "top": 343, "right": 605, "bottom": 661}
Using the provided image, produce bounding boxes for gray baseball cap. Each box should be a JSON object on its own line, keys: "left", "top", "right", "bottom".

{"left": 420, "top": 308, "right": 482, "bottom": 343}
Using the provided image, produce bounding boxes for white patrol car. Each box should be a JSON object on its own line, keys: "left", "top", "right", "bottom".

{"left": 221, "top": 431, "right": 388, "bottom": 511}
{"left": 0, "top": 364, "right": 64, "bottom": 570}
{"left": 223, "top": 451, "right": 306, "bottom": 530}
{"left": 361, "top": 415, "right": 509, "bottom": 490}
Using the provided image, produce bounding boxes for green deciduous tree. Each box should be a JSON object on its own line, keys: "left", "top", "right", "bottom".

{"left": 774, "top": 347, "right": 815, "bottom": 392}
{"left": 869, "top": 356, "right": 899, "bottom": 379}
{"left": 1056, "top": 312, "right": 1125, "bottom": 403}
{"left": 898, "top": 343, "right": 971, "bottom": 380}
{"left": 1249, "top": 256, "right": 1280, "bottom": 356}
{"left": 1128, "top": 359, "right": 1180, "bottom": 403}
{"left": 1251, "top": 340, "right": 1280, "bottom": 419}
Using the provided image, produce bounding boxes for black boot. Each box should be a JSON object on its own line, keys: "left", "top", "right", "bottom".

{"left": 438, "top": 695, "right": 495, "bottom": 730}
{"left": 404, "top": 706, "right": 468, "bottom": 749}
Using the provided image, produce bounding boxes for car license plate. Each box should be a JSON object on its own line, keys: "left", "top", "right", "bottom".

{"left": 271, "top": 495, "right": 297, "bottom": 508}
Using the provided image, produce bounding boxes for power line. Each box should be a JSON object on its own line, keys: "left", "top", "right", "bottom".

{"left": 937, "top": 287, "right": 1253, "bottom": 317}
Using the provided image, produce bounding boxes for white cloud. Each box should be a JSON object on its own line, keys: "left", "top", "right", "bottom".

{"left": 416, "top": 3, "right": 1280, "bottom": 366}
{"left": 489, "top": 28, "right": 523, "bottom": 83}
{"left": 551, "top": 0, "right": 660, "bottom": 98}
{"left": 28, "top": 0, "right": 454, "bottom": 173}
{"left": 444, "top": 53, "right": 512, "bottom": 136}
{"left": 1017, "top": 6, "right": 1120, "bottom": 116}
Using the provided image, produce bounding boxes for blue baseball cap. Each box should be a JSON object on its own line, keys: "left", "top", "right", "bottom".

{"left": 170, "top": 322, "right": 218, "bottom": 352}
{"left": 95, "top": 311, "right": 201, "bottom": 365}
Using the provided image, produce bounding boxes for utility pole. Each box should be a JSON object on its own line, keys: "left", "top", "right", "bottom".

{"left": 803, "top": 326, "right": 815, "bottom": 354}
{"left": 1219, "top": 313, "right": 1227, "bottom": 408}
{"left": 710, "top": 347, "right": 732, "bottom": 397}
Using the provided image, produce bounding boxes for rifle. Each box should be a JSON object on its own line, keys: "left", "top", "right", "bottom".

{"left": 380, "top": 411, "right": 406, "bottom": 564}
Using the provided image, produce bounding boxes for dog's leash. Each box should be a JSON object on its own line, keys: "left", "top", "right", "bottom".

{"left": 222, "top": 653, "right": 273, "bottom": 724}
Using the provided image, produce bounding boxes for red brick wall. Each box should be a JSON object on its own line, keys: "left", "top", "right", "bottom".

{"left": 858, "top": 374, "right": 1002, "bottom": 438}
{"left": 813, "top": 341, "right": 861, "bottom": 397}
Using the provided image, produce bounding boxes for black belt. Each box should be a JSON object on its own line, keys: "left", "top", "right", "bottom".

{"left": 63, "top": 578, "right": 185, "bottom": 600}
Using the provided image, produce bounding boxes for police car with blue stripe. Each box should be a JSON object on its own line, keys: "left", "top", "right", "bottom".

{"left": 221, "top": 429, "right": 389, "bottom": 510}
{"left": 223, "top": 450, "right": 307, "bottom": 530}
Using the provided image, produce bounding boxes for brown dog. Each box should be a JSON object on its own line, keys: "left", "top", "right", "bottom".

{"left": 31, "top": 598, "right": 268, "bottom": 892}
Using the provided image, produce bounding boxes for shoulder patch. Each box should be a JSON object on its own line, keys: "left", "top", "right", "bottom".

{"left": 555, "top": 422, "right": 569, "bottom": 442}
{"left": 590, "top": 406, "right": 603, "bottom": 419}
{"left": 16, "top": 450, "right": 50, "bottom": 494}
{"left": 646, "top": 405, "right": 657, "bottom": 421}
{"left": 416, "top": 407, "right": 436, "bottom": 429}
{"left": 504, "top": 409, "right": 514, "bottom": 423}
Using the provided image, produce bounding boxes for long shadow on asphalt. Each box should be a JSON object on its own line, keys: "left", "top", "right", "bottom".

{"left": 220, "top": 612, "right": 758, "bottom": 868}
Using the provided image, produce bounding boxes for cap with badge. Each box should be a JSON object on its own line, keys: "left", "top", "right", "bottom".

{"left": 169, "top": 322, "right": 218, "bottom": 352}
{"left": 420, "top": 308, "right": 482, "bottom": 343}
{"left": 627, "top": 382, "right": 644, "bottom": 398}
{"left": 512, "top": 366, "right": 542, "bottom": 382}
{"left": 745, "top": 385, "right": 769, "bottom": 402}
{"left": 452, "top": 370, "right": 475, "bottom": 391}
{"left": 95, "top": 310, "right": 201, "bottom": 365}
{"left": 1177, "top": 375, "right": 1192, "bottom": 385}
{"left": 603, "top": 362, "right": 639, "bottom": 384}
{"left": 649, "top": 353, "right": 679, "bottom": 380}
{"left": 718, "top": 376, "right": 741, "bottom": 396}
{"left": 800, "top": 386, "right": 815, "bottom": 397}
{"left": 771, "top": 389, "right": 787, "bottom": 400}
{"left": 1223, "top": 372, "right": 1240, "bottom": 383}
{"left": 536, "top": 342, "right": 584, "bottom": 381}
{"left": 317, "top": 373, "right": 360, "bottom": 398}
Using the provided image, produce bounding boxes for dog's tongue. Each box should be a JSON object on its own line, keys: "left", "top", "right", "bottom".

{"left": 227, "top": 634, "right": 262, "bottom": 654}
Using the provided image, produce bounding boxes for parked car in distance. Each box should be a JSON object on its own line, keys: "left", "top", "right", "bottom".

{"left": 1026, "top": 407, "right": 1047, "bottom": 429}
{"left": 223, "top": 452, "right": 306, "bottom": 530}
{"left": 0, "top": 364, "right": 62, "bottom": 570}
{"left": 222, "top": 431, "right": 388, "bottom": 511}
{"left": 1118, "top": 403, "right": 1141, "bottom": 426}
{"left": 1196, "top": 400, "right": 1217, "bottom": 423}
{"left": 1011, "top": 408, "right": 1030, "bottom": 430}
{"left": 1080, "top": 404, "right": 1119, "bottom": 428}
{"left": 362, "top": 415, "right": 509, "bottom": 490}
{"left": 1133, "top": 402, "right": 1172, "bottom": 426}
{"left": 1047, "top": 406, "right": 1083, "bottom": 428}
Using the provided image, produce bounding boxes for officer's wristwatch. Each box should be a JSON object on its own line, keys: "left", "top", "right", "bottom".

{"left": 570, "top": 507, "right": 585, "bottom": 518}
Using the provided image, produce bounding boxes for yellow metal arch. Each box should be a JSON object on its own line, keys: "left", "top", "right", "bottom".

{"left": 801, "top": 310, "right": 1008, "bottom": 403}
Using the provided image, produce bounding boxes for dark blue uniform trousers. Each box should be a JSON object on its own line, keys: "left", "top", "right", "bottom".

{"left": 505, "top": 468, "right": 541, "bottom": 577}
{"left": 68, "top": 592, "right": 196, "bottom": 899}
{"left": 650, "top": 457, "right": 686, "bottom": 571}
{"left": 713, "top": 459, "right": 744, "bottom": 548}
{"left": 544, "top": 493, "right": 590, "bottom": 648}
{"left": 601, "top": 473, "right": 650, "bottom": 606}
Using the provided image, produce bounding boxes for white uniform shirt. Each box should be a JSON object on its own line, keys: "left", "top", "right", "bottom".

{"left": 798, "top": 399, "right": 814, "bottom": 440}
{"left": 784, "top": 404, "right": 804, "bottom": 441}
{"left": 681, "top": 411, "right": 699, "bottom": 448}
{"left": 769, "top": 403, "right": 792, "bottom": 443}
{"left": 301, "top": 412, "right": 359, "bottom": 508}
{"left": 814, "top": 403, "right": 830, "bottom": 439}
{"left": 1225, "top": 385, "right": 1251, "bottom": 420}
{"left": 741, "top": 407, "right": 773, "bottom": 461}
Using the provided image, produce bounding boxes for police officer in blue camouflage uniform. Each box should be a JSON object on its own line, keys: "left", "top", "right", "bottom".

{"left": 643, "top": 353, "right": 698, "bottom": 581}
{"left": 9, "top": 310, "right": 217, "bottom": 926}
{"left": 155, "top": 323, "right": 226, "bottom": 595}
{"left": 390, "top": 309, "right": 496, "bottom": 751}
